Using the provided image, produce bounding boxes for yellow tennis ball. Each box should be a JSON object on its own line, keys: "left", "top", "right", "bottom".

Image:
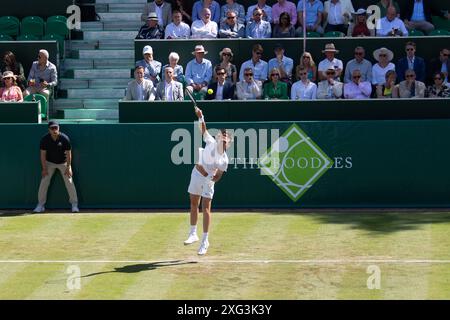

{"left": 207, "top": 89, "right": 213, "bottom": 94}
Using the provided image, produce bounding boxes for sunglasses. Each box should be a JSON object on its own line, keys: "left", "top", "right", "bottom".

{"left": 443, "top": 53, "right": 449, "bottom": 57}
{"left": 299, "top": 72, "right": 307, "bottom": 75}
{"left": 354, "top": 52, "right": 364, "bottom": 55}
{"left": 4, "top": 77, "right": 13, "bottom": 80}
{"left": 379, "top": 54, "right": 387, "bottom": 57}
{"left": 244, "top": 73, "right": 253, "bottom": 76}
{"left": 434, "top": 77, "right": 442, "bottom": 80}
{"left": 254, "top": 13, "right": 262, "bottom": 16}
{"left": 216, "top": 72, "right": 226, "bottom": 75}
{"left": 406, "top": 75, "right": 415, "bottom": 78}
{"left": 50, "top": 127, "right": 59, "bottom": 130}
{"left": 227, "top": 16, "right": 236, "bottom": 19}
{"left": 326, "top": 72, "right": 335, "bottom": 75}
{"left": 271, "top": 74, "right": 279, "bottom": 76}
{"left": 222, "top": 53, "right": 231, "bottom": 56}
{"left": 255, "top": 52, "right": 263, "bottom": 55}
{"left": 406, "top": 48, "right": 415, "bottom": 51}
{"left": 303, "top": 56, "right": 310, "bottom": 59}
{"left": 353, "top": 75, "right": 361, "bottom": 78}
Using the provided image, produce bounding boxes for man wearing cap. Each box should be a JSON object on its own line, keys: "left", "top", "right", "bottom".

{"left": 318, "top": 43, "right": 343, "bottom": 80}
{"left": 124, "top": 66, "right": 156, "bottom": 101}
{"left": 136, "top": 45, "right": 162, "bottom": 86}
{"left": 239, "top": 44, "right": 268, "bottom": 82}
{"left": 344, "top": 46, "right": 372, "bottom": 83}
{"left": 24, "top": 49, "right": 57, "bottom": 102}
{"left": 219, "top": 10, "right": 245, "bottom": 38}
{"left": 268, "top": 44, "right": 294, "bottom": 85}
{"left": 164, "top": 10, "right": 191, "bottom": 39}
{"left": 191, "top": 8, "right": 218, "bottom": 39}
{"left": 185, "top": 45, "right": 213, "bottom": 97}
{"left": 141, "top": 0, "right": 172, "bottom": 28}
{"left": 136, "top": 12, "right": 164, "bottom": 39}
{"left": 33, "top": 121, "right": 79, "bottom": 213}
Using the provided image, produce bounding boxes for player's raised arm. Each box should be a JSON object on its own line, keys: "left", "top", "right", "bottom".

{"left": 195, "top": 107, "right": 207, "bottom": 135}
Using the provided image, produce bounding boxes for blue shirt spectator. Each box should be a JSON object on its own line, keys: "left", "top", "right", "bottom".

{"left": 185, "top": 56, "right": 213, "bottom": 86}
{"left": 297, "top": 0, "right": 324, "bottom": 26}
{"left": 239, "top": 44, "right": 269, "bottom": 82}
{"left": 192, "top": 0, "right": 221, "bottom": 24}
{"left": 245, "top": 8, "right": 272, "bottom": 38}
{"left": 246, "top": 1, "right": 273, "bottom": 23}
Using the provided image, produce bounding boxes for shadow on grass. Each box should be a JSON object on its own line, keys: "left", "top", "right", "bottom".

{"left": 306, "top": 212, "right": 450, "bottom": 234}
{"left": 81, "top": 260, "right": 197, "bottom": 278}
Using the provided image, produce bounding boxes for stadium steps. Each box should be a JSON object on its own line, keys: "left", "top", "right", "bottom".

{"left": 55, "top": 1, "right": 143, "bottom": 121}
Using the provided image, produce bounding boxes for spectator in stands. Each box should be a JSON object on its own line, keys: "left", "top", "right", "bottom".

{"left": 191, "top": 8, "right": 218, "bottom": 39}
{"left": 428, "top": 48, "right": 450, "bottom": 84}
{"left": 344, "top": 46, "right": 372, "bottom": 83}
{"left": 347, "top": 8, "right": 375, "bottom": 37}
{"left": 246, "top": 0, "right": 273, "bottom": 23}
{"left": 322, "top": 0, "right": 355, "bottom": 34}
{"left": 239, "top": 44, "right": 269, "bottom": 82}
{"left": 192, "top": 0, "right": 221, "bottom": 24}
{"left": 273, "top": 0, "right": 297, "bottom": 26}
{"left": 216, "top": 48, "right": 237, "bottom": 84}
{"left": 141, "top": 0, "right": 172, "bottom": 28}
{"left": 136, "top": 12, "right": 164, "bottom": 39}
{"left": 206, "top": 66, "right": 235, "bottom": 100}
{"left": 136, "top": 45, "right": 162, "bottom": 86}
{"left": 162, "top": 52, "right": 185, "bottom": 83}
{"left": 377, "top": 0, "right": 400, "bottom": 18}
{"left": 236, "top": 67, "right": 263, "bottom": 99}
{"left": 155, "top": 66, "right": 184, "bottom": 101}
{"left": 173, "top": 0, "right": 192, "bottom": 24}
{"left": 296, "top": 51, "right": 317, "bottom": 82}
{"left": 372, "top": 47, "right": 395, "bottom": 86}
{"left": 263, "top": 67, "right": 289, "bottom": 99}
{"left": 1, "top": 51, "right": 26, "bottom": 91}
{"left": 221, "top": 0, "right": 246, "bottom": 24}
{"left": 426, "top": 72, "right": 450, "bottom": 98}
{"left": 291, "top": 67, "right": 317, "bottom": 100}
{"left": 401, "top": 0, "right": 449, "bottom": 35}
{"left": 24, "top": 49, "right": 57, "bottom": 101}
{"left": 246, "top": 8, "right": 272, "bottom": 38}
{"left": 376, "top": 70, "right": 399, "bottom": 98}
{"left": 272, "top": 12, "right": 296, "bottom": 37}
{"left": 165, "top": 10, "right": 191, "bottom": 39}
{"left": 124, "top": 66, "right": 156, "bottom": 101}
{"left": 317, "top": 67, "right": 343, "bottom": 99}
{"left": 219, "top": 10, "right": 245, "bottom": 38}
{"left": 397, "top": 42, "right": 425, "bottom": 83}
{"left": 185, "top": 45, "right": 213, "bottom": 97}
{"left": 318, "top": 43, "right": 343, "bottom": 81}
{"left": 296, "top": 0, "right": 324, "bottom": 36}
{"left": 344, "top": 69, "right": 372, "bottom": 99}
{"left": 398, "top": 69, "right": 426, "bottom": 98}
{"left": 0, "top": 71, "right": 23, "bottom": 102}
{"left": 376, "top": 6, "right": 408, "bottom": 36}
{"left": 268, "top": 44, "right": 294, "bottom": 85}
{"left": 33, "top": 121, "right": 78, "bottom": 214}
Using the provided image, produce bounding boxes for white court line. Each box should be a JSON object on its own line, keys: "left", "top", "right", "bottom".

{"left": 0, "top": 259, "right": 449, "bottom": 264}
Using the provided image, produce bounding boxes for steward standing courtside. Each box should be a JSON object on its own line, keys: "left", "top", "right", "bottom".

{"left": 33, "top": 121, "right": 79, "bottom": 213}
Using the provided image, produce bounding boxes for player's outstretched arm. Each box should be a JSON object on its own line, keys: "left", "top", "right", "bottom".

{"left": 195, "top": 107, "right": 207, "bottom": 135}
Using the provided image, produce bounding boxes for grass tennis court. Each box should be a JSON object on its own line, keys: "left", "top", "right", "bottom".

{"left": 0, "top": 211, "right": 449, "bottom": 299}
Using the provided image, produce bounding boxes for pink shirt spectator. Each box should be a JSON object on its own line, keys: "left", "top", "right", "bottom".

{"left": 344, "top": 81, "right": 372, "bottom": 99}
{"left": 0, "top": 86, "right": 23, "bottom": 102}
{"left": 272, "top": 0, "right": 297, "bottom": 26}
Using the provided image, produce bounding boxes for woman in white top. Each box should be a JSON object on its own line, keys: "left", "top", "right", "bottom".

{"left": 372, "top": 47, "right": 395, "bottom": 86}
{"left": 185, "top": 107, "right": 232, "bottom": 255}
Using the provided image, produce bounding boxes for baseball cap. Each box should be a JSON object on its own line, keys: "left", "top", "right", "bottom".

{"left": 48, "top": 120, "right": 59, "bottom": 128}
{"left": 143, "top": 45, "right": 153, "bottom": 55}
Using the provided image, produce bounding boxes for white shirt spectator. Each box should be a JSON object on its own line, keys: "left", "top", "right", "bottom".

{"left": 191, "top": 19, "right": 218, "bottom": 38}
{"left": 318, "top": 58, "right": 344, "bottom": 76}
{"left": 165, "top": 21, "right": 191, "bottom": 39}
{"left": 377, "top": 16, "right": 408, "bottom": 37}
{"left": 291, "top": 80, "right": 317, "bottom": 100}
{"left": 372, "top": 63, "right": 395, "bottom": 85}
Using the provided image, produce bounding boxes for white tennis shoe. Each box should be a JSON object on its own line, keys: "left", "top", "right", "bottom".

{"left": 184, "top": 233, "right": 199, "bottom": 245}
{"left": 33, "top": 204, "right": 45, "bottom": 213}
{"left": 198, "top": 239, "right": 209, "bottom": 255}
{"left": 71, "top": 204, "right": 79, "bottom": 213}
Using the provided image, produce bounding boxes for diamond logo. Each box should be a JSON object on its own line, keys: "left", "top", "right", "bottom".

{"left": 260, "top": 124, "right": 334, "bottom": 202}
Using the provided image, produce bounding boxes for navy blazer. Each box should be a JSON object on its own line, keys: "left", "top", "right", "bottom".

{"left": 205, "top": 81, "right": 235, "bottom": 100}
{"left": 401, "top": 0, "right": 445, "bottom": 22}
{"left": 397, "top": 56, "right": 426, "bottom": 82}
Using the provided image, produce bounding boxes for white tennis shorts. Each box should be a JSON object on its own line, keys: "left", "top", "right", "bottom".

{"left": 187, "top": 167, "right": 215, "bottom": 199}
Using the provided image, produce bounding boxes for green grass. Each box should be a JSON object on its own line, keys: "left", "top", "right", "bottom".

{"left": 0, "top": 211, "right": 449, "bottom": 299}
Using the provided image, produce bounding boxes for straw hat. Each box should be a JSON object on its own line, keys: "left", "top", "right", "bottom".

{"left": 373, "top": 47, "right": 394, "bottom": 62}
{"left": 219, "top": 47, "right": 233, "bottom": 57}
{"left": 192, "top": 45, "right": 208, "bottom": 55}
{"left": 2, "top": 71, "right": 16, "bottom": 79}
{"left": 322, "top": 43, "right": 339, "bottom": 53}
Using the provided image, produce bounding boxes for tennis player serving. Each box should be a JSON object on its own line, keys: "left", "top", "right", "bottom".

{"left": 185, "top": 107, "right": 233, "bottom": 255}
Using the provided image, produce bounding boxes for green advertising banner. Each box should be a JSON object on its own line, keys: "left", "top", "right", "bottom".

{"left": 1, "top": 120, "right": 450, "bottom": 209}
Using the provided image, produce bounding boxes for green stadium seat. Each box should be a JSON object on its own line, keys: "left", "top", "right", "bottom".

{"left": 432, "top": 16, "right": 450, "bottom": 31}
{"left": 0, "top": 16, "right": 20, "bottom": 37}
{"left": 324, "top": 31, "right": 345, "bottom": 37}
{"left": 429, "top": 29, "right": 450, "bottom": 36}
{"left": 47, "top": 15, "right": 67, "bottom": 23}
{"left": 409, "top": 29, "right": 425, "bottom": 37}
{"left": 21, "top": 16, "right": 45, "bottom": 37}
{"left": 46, "top": 20, "right": 68, "bottom": 38}
{"left": 0, "top": 34, "right": 14, "bottom": 41}
{"left": 306, "top": 31, "right": 322, "bottom": 38}
{"left": 17, "top": 34, "right": 40, "bottom": 41}
{"left": 24, "top": 93, "right": 48, "bottom": 120}
{"left": 42, "top": 33, "right": 65, "bottom": 55}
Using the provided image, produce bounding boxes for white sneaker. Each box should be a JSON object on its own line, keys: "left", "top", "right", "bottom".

{"left": 33, "top": 204, "right": 45, "bottom": 213}
{"left": 184, "top": 233, "right": 199, "bottom": 245}
{"left": 71, "top": 204, "right": 79, "bottom": 213}
{"left": 198, "top": 240, "right": 209, "bottom": 255}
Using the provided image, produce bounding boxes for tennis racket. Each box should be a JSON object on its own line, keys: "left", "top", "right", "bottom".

{"left": 185, "top": 88, "right": 199, "bottom": 112}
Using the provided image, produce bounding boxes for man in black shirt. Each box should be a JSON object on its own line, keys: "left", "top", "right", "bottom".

{"left": 33, "top": 121, "right": 79, "bottom": 213}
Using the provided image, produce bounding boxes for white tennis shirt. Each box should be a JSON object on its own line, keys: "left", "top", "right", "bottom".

{"left": 199, "top": 131, "right": 229, "bottom": 176}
